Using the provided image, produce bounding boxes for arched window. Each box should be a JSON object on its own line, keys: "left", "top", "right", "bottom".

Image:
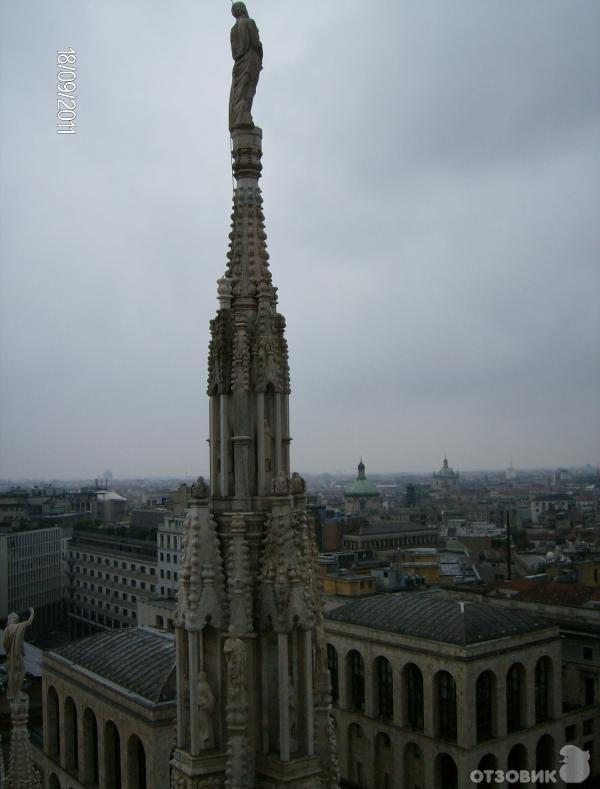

{"left": 127, "top": 735, "right": 147, "bottom": 789}
{"left": 104, "top": 721, "right": 122, "bottom": 789}
{"left": 348, "top": 723, "right": 366, "bottom": 787}
{"left": 476, "top": 671, "right": 495, "bottom": 742}
{"left": 404, "top": 742, "right": 424, "bottom": 788}
{"left": 375, "top": 733, "right": 392, "bottom": 789}
{"left": 436, "top": 671, "right": 457, "bottom": 742}
{"left": 49, "top": 775, "right": 61, "bottom": 789}
{"left": 435, "top": 753, "right": 458, "bottom": 789}
{"left": 536, "top": 734, "right": 555, "bottom": 774}
{"left": 507, "top": 744, "right": 528, "bottom": 788}
{"left": 375, "top": 657, "right": 393, "bottom": 720}
{"left": 477, "top": 754, "right": 497, "bottom": 786}
{"left": 64, "top": 697, "right": 78, "bottom": 772}
{"left": 46, "top": 686, "right": 60, "bottom": 758}
{"left": 83, "top": 708, "right": 99, "bottom": 785}
{"left": 535, "top": 657, "right": 552, "bottom": 722}
{"left": 403, "top": 663, "right": 424, "bottom": 730}
{"left": 347, "top": 650, "right": 365, "bottom": 712}
{"left": 506, "top": 663, "right": 525, "bottom": 732}
{"left": 327, "top": 644, "right": 339, "bottom": 704}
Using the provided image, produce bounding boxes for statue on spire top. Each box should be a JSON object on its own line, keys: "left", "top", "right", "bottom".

{"left": 229, "top": 2, "right": 263, "bottom": 131}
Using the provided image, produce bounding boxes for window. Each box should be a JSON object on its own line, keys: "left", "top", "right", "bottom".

{"left": 327, "top": 644, "right": 339, "bottom": 703}
{"left": 535, "top": 657, "right": 551, "bottom": 723}
{"left": 583, "top": 718, "right": 594, "bottom": 735}
{"left": 348, "top": 650, "right": 365, "bottom": 711}
{"left": 375, "top": 657, "right": 393, "bottom": 720}
{"left": 405, "top": 664, "right": 424, "bottom": 730}
{"left": 584, "top": 676, "right": 595, "bottom": 706}
{"left": 506, "top": 664, "right": 524, "bottom": 732}
{"left": 566, "top": 724, "right": 577, "bottom": 741}
{"left": 476, "top": 671, "right": 494, "bottom": 742}
{"left": 437, "top": 671, "right": 457, "bottom": 742}
{"left": 583, "top": 647, "right": 593, "bottom": 661}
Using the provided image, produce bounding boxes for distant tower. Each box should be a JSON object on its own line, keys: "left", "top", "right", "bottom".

{"left": 344, "top": 459, "right": 381, "bottom": 515}
{"left": 170, "top": 6, "right": 337, "bottom": 788}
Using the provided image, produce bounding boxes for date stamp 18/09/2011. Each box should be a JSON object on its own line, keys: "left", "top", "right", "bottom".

{"left": 57, "top": 49, "right": 77, "bottom": 134}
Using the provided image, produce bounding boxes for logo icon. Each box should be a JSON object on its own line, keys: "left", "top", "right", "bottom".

{"left": 559, "top": 745, "right": 590, "bottom": 784}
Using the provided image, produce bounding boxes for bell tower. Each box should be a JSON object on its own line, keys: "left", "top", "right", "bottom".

{"left": 170, "top": 5, "right": 338, "bottom": 788}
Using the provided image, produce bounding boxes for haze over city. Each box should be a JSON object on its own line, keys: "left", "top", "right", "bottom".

{"left": 1, "top": 0, "right": 599, "bottom": 478}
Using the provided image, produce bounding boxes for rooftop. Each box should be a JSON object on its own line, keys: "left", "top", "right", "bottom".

{"left": 49, "top": 627, "right": 175, "bottom": 703}
{"left": 325, "top": 592, "right": 553, "bottom": 646}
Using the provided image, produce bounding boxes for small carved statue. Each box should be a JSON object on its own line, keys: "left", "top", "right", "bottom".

{"left": 290, "top": 472, "right": 306, "bottom": 495}
{"left": 197, "top": 671, "right": 215, "bottom": 749}
{"left": 229, "top": 2, "right": 263, "bottom": 130}
{"left": 223, "top": 625, "right": 247, "bottom": 706}
{"left": 272, "top": 471, "right": 289, "bottom": 495}
{"left": 3, "top": 608, "right": 34, "bottom": 702}
{"left": 191, "top": 476, "right": 210, "bottom": 499}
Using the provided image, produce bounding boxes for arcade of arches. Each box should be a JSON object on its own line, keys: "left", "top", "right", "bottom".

{"left": 326, "top": 628, "right": 566, "bottom": 788}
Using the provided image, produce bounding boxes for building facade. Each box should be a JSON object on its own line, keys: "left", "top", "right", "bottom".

{"left": 325, "top": 593, "right": 570, "bottom": 788}
{"left": 157, "top": 516, "right": 185, "bottom": 599}
{"left": 0, "top": 526, "right": 63, "bottom": 633}
{"left": 66, "top": 533, "right": 158, "bottom": 636}
{"left": 39, "top": 627, "right": 176, "bottom": 789}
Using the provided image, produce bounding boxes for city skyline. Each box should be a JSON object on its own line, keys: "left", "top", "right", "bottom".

{"left": 1, "top": 0, "right": 599, "bottom": 478}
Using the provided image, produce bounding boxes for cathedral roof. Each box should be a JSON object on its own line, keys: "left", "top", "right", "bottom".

{"left": 325, "top": 593, "right": 553, "bottom": 646}
{"left": 49, "top": 627, "right": 176, "bottom": 703}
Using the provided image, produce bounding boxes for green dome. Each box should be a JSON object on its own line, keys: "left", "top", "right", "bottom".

{"left": 345, "top": 479, "right": 379, "bottom": 497}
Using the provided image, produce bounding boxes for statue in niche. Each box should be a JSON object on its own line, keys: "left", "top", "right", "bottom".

{"left": 229, "top": 2, "right": 263, "bottom": 131}
{"left": 197, "top": 671, "right": 215, "bottom": 748}
{"left": 223, "top": 625, "right": 247, "bottom": 706}
{"left": 3, "top": 608, "right": 34, "bottom": 702}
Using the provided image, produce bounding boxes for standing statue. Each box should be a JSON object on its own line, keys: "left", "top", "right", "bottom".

{"left": 223, "top": 625, "right": 247, "bottom": 706}
{"left": 3, "top": 608, "right": 34, "bottom": 702}
{"left": 229, "top": 2, "right": 263, "bottom": 131}
{"left": 197, "top": 671, "right": 215, "bottom": 749}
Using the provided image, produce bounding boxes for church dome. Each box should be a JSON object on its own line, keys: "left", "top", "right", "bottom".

{"left": 345, "top": 459, "right": 379, "bottom": 497}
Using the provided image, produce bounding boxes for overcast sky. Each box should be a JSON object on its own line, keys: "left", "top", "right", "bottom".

{"left": 0, "top": 0, "right": 598, "bottom": 479}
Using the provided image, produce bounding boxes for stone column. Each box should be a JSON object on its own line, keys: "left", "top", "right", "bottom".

{"left": 274, "top": 394, "right": 283, "bottom": 474}
{"left": 220, "top": 394, "right": 229, "bottom": 496}
{"left": 364, "top": 659, "right": 374, "bottom": 718}
{"left": 188, "top": 629, "right": 201, "bottom": 755}
{"left": 256, "top": 392, "right": 265, "bottom": 494}
{"left": 77, "top": 703, "right": 86, "bottom": 785}
{"left": 209, "top": 395, "right": 219, "bottom": 495}
{"left": 551, "top": 656, "right": 562, "bottom": 719}
{"left": 176, "top": 627, "right": 189, "bottom": 748}
{"left": 303, "top": 630, "right": 315, "bottom": 756}
{"left": 458, "top": 667, "right": 476, "bottom": 749}
{"left": 278, "top": 632, "right": 290, "bottom": 762}
{"left": 260, "top": 635, "right": 270, "bottom": 755}
{"left": 97, "top": 717, "right": 106, "bottom": 789}
{"left": 423, "top": 673, "right": 435, "bottom": 737}
{"left": 496, "top": 670, "right": 507, "bottom": 739}
{"left": 525, "top": 662, "right": 536, "bottom": 729}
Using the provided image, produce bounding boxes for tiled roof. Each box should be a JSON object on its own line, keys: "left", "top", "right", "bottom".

{"left": 495, "top": 581, "right": 600, "bottom": 607}
{"left": 324, "top": 592, "right": 552, "bottom": 645}
{"left": 49, "top": 627, "right": 175, "bottom": 703}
